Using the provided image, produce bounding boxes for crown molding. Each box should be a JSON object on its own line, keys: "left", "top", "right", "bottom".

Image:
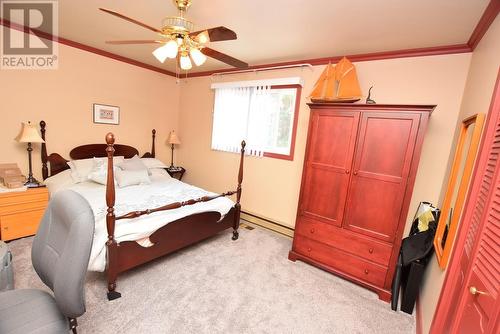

{"left": 186, "top": 44, "right": 472, "bottom": 78}
{"left": 1, "top": 0, "right": 498, "bottom": 79}
{"left": 0, "top": 18, "right": 176, "bottom": 77}
{"left": 467, "top": 0, "right": 500, "bottom": 50}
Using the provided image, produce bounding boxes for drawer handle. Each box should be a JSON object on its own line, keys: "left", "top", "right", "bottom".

{"left": 307, "top": 247, "right": 312, "bottom": 252}
{"left": 310, "top": 228, "right": 315, "bottom": 234}
{"left": 364, "top": 269, "right": 369, "bottom": 274}
{"left": 368, "top": 248, "right": 374, "bottom": 254}
{"left": 345, "top": 170, "right": 350, "bottom": 174}
{"left": 353, "top": 171, "right": 358, "bottom": 175}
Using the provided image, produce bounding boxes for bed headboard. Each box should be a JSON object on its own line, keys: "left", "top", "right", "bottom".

{"left": 40, "top": 121, "right": 156, "bottom": 180}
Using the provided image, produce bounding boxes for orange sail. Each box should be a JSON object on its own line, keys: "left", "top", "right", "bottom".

{"left": 310, "top": 57, "right": 362, "bottom": 103}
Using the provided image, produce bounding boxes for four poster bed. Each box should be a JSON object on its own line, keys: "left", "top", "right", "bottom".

{"left": 39, "top": 121, "right": 246, "bottom": 300}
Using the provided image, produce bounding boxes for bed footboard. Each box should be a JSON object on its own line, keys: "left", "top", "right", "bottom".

{"left": 104, "top": 134, "right": 246, "bottom": 300}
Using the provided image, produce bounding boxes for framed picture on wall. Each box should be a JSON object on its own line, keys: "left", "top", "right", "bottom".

{"left": 93, "top": 104, "right": 120, "bottom": 125}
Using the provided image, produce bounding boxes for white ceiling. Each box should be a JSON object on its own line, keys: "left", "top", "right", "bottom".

{"left": 3, "top": 0, "right": 490, "bottom": 73}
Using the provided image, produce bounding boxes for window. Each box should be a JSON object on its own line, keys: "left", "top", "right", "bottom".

{"left": 211, "top": 78, "right": 302, "bottom": 160}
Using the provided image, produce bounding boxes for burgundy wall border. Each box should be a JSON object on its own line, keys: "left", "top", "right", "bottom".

{"left": 1, "top": 0, "right": 498, "bottom": 78}
{"left": 186, "top": 44, "right": 472, "bottom": 78}
{"left": 467, "top": 0, "right": 500, "bottom": 50}
{"left": 0, "top": 18, "right": 176, "bottom": 77}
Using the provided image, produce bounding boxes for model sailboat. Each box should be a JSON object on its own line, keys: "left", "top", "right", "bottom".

{"left": 310, "top": 57, "right": 362, "bottom": 103}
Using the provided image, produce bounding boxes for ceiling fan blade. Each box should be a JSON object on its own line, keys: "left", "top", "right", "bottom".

{"left": 106, "top": 40, "right": 163, "bottom": 45}
{"left": 202, "top": 47, "right": 248, "bottom": 68}
{"left": 190, "top": 26, "right": 237, "bottom": 43}
{"left": 99, "top": 8, "right": 162, "bottom": 34}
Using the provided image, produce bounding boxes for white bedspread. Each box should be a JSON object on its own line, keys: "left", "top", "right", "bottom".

{"left": 54, "top": 174, "right": 234, "bottom": 272}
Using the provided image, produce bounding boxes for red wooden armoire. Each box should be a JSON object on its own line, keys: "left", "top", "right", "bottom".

{"left": 289, "top": 103, "right": 434, "bottom": 301}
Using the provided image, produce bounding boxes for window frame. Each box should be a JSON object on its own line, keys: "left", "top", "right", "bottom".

{"left": 262, "top": 84, "right": 302, "bottom": 161}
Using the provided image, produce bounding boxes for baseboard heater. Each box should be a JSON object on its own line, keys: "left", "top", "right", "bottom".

{"left": 240, "top": 211, "right": 294, "bottom": 238}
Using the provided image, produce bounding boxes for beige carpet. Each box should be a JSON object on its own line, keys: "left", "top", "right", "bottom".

{"left": 8, "top": 225, "right": 415, "bottom": 334}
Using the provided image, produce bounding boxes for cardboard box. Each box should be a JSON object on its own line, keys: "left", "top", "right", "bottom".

{"left": 0, "top": 164, "right": 25, "bottom": 188}
{"left": 0, "top": 163, "right": 17, "bottom": 170}
{"left": 5, "top": 181, "right": 24, "bottom": 189}
{"left": 3, "top": 175, "right": 26, "bottom": 183}
{"left": 0, "top": 166, "right": 22, "bottom": 178}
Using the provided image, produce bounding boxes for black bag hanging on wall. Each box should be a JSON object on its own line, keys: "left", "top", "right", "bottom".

{"left": 391, "top": 202, "right": 440, "bottom": 313}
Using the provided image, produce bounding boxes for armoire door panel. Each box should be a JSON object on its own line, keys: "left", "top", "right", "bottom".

{"left": 301, "top": 166, "right": 350, "bottom": 225}
{"left": 308, "top": 111, "right": 359, "bottom": 167}
{"left": 354, "top": 113, "right": 419, "bottom": 178}
{"left": 344, "top": 177, "right": 403, "bottom": 240}
{"left": 300, "top": 111, "right": 359, "bottom": 226}
{"left": 344, "top": 113, "right": 420, "bottom": 242}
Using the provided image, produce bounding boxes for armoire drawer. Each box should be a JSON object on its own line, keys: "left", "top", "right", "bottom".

{"left": 293, "top": 235, "right": 388, "bottom": 287}
{"left": 295, "top": 217, "right": 393, "bottom": 266}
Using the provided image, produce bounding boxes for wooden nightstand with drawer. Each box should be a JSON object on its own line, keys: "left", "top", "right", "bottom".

{"left": 0, "top": 188, "right": 49, "bottom": 241}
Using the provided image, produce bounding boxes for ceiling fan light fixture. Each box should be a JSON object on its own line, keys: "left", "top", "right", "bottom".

{"left": 196, "top": 31, "right": 210, "bottom": 44}
{"left": 190, "top": 47, "right": 207, "bottom": 66}
{"left": 152, "top": 45, "right": 169, "bottom": 63}
{"left": 180, "top": 52, "right": 192, "bottom": 70}
{"left": 164, "top": 39, "right": 179, "bottom": 58}
{"left": 152, "top": 40, "right": 178, "bottom": 63}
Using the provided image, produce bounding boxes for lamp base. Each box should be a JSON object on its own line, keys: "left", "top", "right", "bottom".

{"left": 24, "top": 177, "right": 42, "bottom": 188}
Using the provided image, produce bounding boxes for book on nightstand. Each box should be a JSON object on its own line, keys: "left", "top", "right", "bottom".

{"left": 0, "top": 163, "right": 26, "bottom": 190}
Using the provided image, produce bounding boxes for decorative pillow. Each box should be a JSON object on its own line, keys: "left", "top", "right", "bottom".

{"left": 119, "top": 155, "right": 149, "bottom": 173}
{"left": 68, "top": 156, "right": 124, "bottom": 183}
{"left": 149, "top": 168, "right": 172, "bottom": 178}
{"left": 67, "top": 158, "right": 93, "bottom": 183}
{"left": 115, "top": 169, "right": 151, "bottom": 188}
{"left": 87, "top": 158, "right": 119, "bottom": 185}
{"left": 140, "top": 158, "right": 168, "bottom": 170}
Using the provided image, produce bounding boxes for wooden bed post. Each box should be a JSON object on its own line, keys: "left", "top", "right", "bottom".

{"left": 151, "top": 129, "right": 156, "bottom": 158}
{"left": 232, "top": 140, "right": 246, "bottom": 240}
{"left": 105, "top": 133, "right": 121, "bottom": 301}
{"left": 40, "top": 121, "right": 48, "bottom": 180}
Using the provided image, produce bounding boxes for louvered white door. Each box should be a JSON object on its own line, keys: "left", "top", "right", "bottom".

{"left": 451, "top": 80, "right": 500, "bottom": 333}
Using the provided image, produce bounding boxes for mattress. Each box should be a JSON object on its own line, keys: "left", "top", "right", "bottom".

{"left": 45, "top": 169, "right": 235, "bottom": 272}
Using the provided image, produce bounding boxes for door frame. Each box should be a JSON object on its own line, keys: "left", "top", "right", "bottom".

{"left": 431, "top": 68, "right": 500, "bottom": 333}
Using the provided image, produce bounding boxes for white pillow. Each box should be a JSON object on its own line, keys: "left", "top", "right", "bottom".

{"left": 43, "top": 169, "right": 75, "bottom": 194}
{"left": 120, "top": 155, "right": 149, "bottom": 173}
{"left": 67, "top": 158, "right": 93, "bottom": 183}
{"left": 68, "top": 156, "right": 124, "bottom": 183}
{"left": 150, "top": 168, "right": 172, "bottom": 178}
{"left": 87, "top": 158, "right": 112, "bottom": 185}
{"left": 140, "top": 158, "right": 168, "bottom": 170}
{"left": 115, "top": 169, "right": 151, "bottom": 188}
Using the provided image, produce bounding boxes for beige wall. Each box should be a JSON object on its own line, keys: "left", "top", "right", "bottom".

{"left": 1, "top": 29, "right": 179, "bottom": 181}
{"left": 420, "top": 15, "right": 500, "bottom": 334}
{"left": 177, "top": 54, "right": 471, "bottom": 233}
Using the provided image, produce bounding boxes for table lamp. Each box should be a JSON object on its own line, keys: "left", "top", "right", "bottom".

{"left": 16, "top": 121, "right": 45, "bottom": 188}
{"left": 167, "top": 131, "right": 181, "bottom": 167}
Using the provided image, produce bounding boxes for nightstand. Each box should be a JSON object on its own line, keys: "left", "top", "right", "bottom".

{"left": 166, "top": 166, "right": 185, "bottom": 181}
{"left": 0, "top": 187, "right": 49, "bottom": 241}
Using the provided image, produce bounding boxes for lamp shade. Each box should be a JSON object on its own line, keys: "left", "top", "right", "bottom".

{"left": 16, "top": 122, "right": 45, "bottom": 143}
{"left": 167, "top": 131, "right": 181, "bottom": 145}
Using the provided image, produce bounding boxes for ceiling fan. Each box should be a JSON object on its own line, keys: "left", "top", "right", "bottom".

{"left": 100, "top": 0, "right": 248, "bottom": 71}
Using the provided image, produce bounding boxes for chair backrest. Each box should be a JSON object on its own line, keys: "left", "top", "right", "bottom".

{"left": 31, "top": 190, "right": 94, "bottom": 319}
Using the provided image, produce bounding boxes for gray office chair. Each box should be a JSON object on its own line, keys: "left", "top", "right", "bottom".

{"left": 0, "top": 190, "right": 95, "bottom": 334}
